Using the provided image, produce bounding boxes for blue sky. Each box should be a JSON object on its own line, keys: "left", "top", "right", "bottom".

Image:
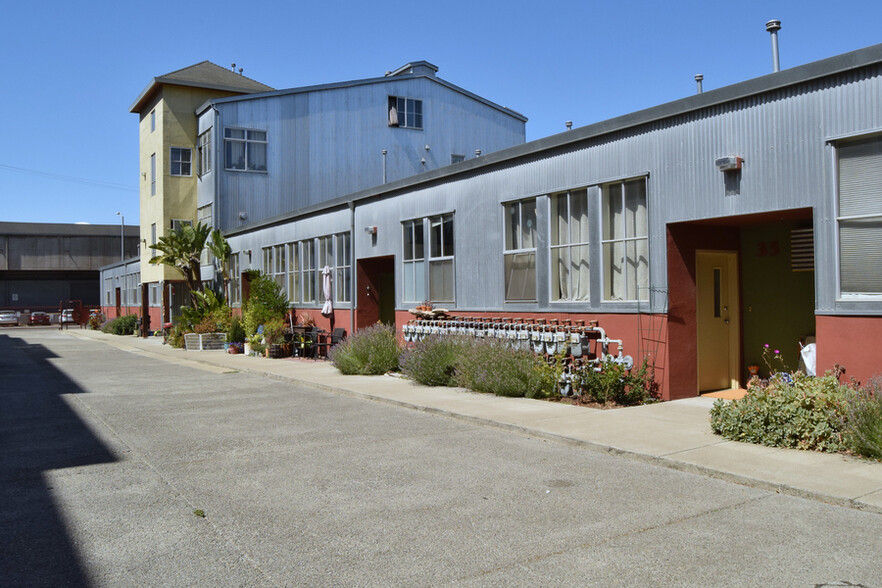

{"left": 2, "top": 0, "right": 880, "bottom": 226}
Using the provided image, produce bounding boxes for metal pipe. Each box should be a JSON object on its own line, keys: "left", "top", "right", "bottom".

{"left": 348, "top": 200, "right": 355, "bottom": 337}
{"left": 766, "top": 19, "right": 781, "bottom": 72}
{"left": 381, "top": 149, "right": 387, "bottom": 184}
{"left": 116, "top": 212, "right": 124, "bottom": 260}
{"left": 694, "top": 74, "right": 704, "bottom": 94}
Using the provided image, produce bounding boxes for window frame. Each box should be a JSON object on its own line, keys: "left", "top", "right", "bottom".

{"left": 601, "top": 177, "right": 649, "bottom": 303}
{"left": 229, "top": 253, "right": 241, "bottom": 306}
{"left": 198, "top": 129, "right": 212, "bottom": 177}
{"left": 150, "top": 153, "right": 156, "bottom": 196}
{"left": 836, "top": 136, "right": 882, "bottom": 299}
{"left": 388, "top": 96, "right": 423, "bottom": 130}
{"left": 170, "top": 147, "right": 192, "bottom": 177}
{"left": 224, "top": 127, "right": 268, "bottom": 172}
{"left": 503, "top": 199, "right": 538, "bottom": 302}
{"left": 428, "top": 214, "right": 455, "bottom": 303}
{"left": 402, "top": 219, "right": 426, "bottom": 303}
{"left": 550, "top": 188, "right": 591, "bottom": 302}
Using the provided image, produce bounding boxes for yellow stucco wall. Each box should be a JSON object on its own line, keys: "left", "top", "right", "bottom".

{"left": 137, "top": 86, "right": 241, "bottom": 283}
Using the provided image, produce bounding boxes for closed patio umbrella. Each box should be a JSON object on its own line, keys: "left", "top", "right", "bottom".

{"left": 321, "top": 265, "right": 333, "bottom": 317}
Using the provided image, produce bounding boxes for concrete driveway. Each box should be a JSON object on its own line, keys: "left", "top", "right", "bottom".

{"left": 2, "top": 328, "right": 881, "bottom": 587}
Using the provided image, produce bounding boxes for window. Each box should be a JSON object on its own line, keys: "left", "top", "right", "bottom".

{"left": 504, "top": 200, "right": 537, "bottom": 301}
{"left": 150, "top": 110, "right": 155, "bottom": 132}
{"left": 602, "top": 178, "right": 648, "bottom": 301}
{"left": 128, "top": 273, "right": 140, "bottom": 306}
{"left": 170, "top": 147, "right": 192, "bottom": 176}
{"left": 198, "top": 206, "right": 212, "bottom": 266}
{"left": 402, "top": 219, "right": 425, "bottom": 302}
{"left": 388, "top": 96, "right": 423, "bottom": 129}
{"left": 273, "top": 245, "right": 286, "bottom": 296}
{"left": 150, "top": 153, "right": 156, "bottom": 195}
{"left": 229, "top": 253, "right": 241, "bottom": 306}
{"left": 149, "top": 283, "right": 160, "bottom": 307}
{"left": 105, "top": 278, "right": 113, "bottom": 305}
{"left": 224, "top": 128, "right": 267, "bottom": 171}
{"left": 451, "top": 154, "right": 465, "bottom": 164}
{"left": 551, "top": 189, "right": 590, "bottom": 301}
{"left": 286, "top": 243, "right": 300, "bottom": 303}
{"left": 838, "top": 136, "right": 882, "bottom": 295}
{"left": 170, "top": 219, "right": 192, "bottom": 232}
{"left": 150, "top": 223, "right": 156, "bottom": 246}
{"left": 429, "top": 215, "right": 454, "bottom": 302}
{"left": 198, "top": 129, "right": 212, "bottom": 177}
{"left": 300, "top": 239, "right": 316, "bottom": 303}
{"left": 335, "top": 233, "right": 351, "bottom": 303}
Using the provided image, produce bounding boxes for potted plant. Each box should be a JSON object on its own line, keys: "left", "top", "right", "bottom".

{"left": 227, "top": 315, "right": 246, "bottom": 354}
{"left": 263, "top": 317, "right": 288, "bottom": 358}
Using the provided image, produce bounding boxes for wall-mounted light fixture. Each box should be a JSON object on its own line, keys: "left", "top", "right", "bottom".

{"left": 238, "top": 211, "right": 248, "bottom": 220}
{"left": 424, "top": 144, "right": 430, "bottom": 151}
{"left": 364, "top": 225, "right": 377, "bottom": 235}
{"left": 243, "top": 249, "right": 252, "bottom": 256}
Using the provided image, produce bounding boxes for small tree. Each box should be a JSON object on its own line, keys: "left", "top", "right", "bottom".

{"left": 242, "top": 270, "right": 289, "bottom": 337}
{"left": 149, "top": 222, "right": 212, "bottom": 304}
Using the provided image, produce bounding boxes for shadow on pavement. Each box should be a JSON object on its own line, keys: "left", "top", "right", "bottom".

{"left": 0, "top": 333, "right": 116, "bottom": 586}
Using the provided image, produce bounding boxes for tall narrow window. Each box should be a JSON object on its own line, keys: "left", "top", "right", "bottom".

{"left": 198, "top": 129, "right": 212, "bottom": 177}
{"left": 150, "top": 110, "right": 155, "bottom": 132}
{"left": 602, "top": 178, "right": 648, "bottom": 301}
{"left": 170, "top": 147, "right": 192, "bottom": 176}
{"left": 300, "top": 239, "right": 316, "bottom": 303}
{"left": 504, "top": 200, "right": 537, "bottom": 301}
{"left": 838, "top": 137, "right": 882, "bottom": 295}
{"left": 150, "top": 153, "right": 156, "bottom": 195}
{"left": 335, "top": 233, "right": 351, "bottom": 303}
{"left": 287, "top": 242, "right": 300, "bottom": 303}
{"left": 551, "top": 189, "right": 590, "bottom": 301}
{"left": 271, "top": 245, "right": 286, "bottom": 296}
{"left": 229, "top": 253, "right": 240, "bottom": 305}
{"left": 224, "top": 128, "right": 267, "bottom": 172}
{"left": 402, "top": 219, "right": 425, "bottom": 302}
{"left": 150, "top": 223, "right": 156, "bottom": 246}
{"left": 429, "top": 214, "right": 454, "bottom": 302}
{"left": 262, "top": 247, "right": 273, "bottom": 278}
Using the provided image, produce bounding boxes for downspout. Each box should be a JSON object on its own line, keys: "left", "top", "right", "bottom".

{"left": 349, "top": 200, "right": 356, "bottom": 336}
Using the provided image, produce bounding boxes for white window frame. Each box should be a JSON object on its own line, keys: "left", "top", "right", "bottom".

{"left": 428, "top": 214, "right": 455, "bottom": 303}
{"left": 224, "top": 127, "right": 268, "bottom": 172}
{"left": 550, "top": 188, "right": 591, "bottom": 302}
{"left": 198, "top": 129, "right": 212, "bottom": 177}
{"left": 170, "top": 147, "right": 192, "bottom": 177}
{"left": 300, "top": 239, "right": 316, "bottom": 304}
{"left": 198, "top": 205, "right": 212, "bottom": 266}
{"left": 836, "top": 136, "right": 882, "bottom": 298}
{"left": 503, "top": 199, "right": 538, "bottom": 302}
{"left": 229, "top": 253, "right": 241, "bottom": 306}
{"left": 402, "top": 219, "right": 426, "bottom": 303}
{"left": 388, "top": 96, "right": 423, "bottom": 129}
{"left": 601, "top": 178, "right": 649, "bottom": 302}
{"left": 335, "top": 233, "right": 351, "bottom": 303}
{"left": 150, "top": 153, "right": 156, "bottom": 196}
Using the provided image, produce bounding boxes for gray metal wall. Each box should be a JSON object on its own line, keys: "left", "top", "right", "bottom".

{"left": 200, "top": 76, "right": 525, "bottom": 231}
{"left": 352, "top": 64, "right": 882, "bottom": 316}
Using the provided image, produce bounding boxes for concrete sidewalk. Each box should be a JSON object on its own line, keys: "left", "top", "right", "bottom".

{"left": 67, "top": 329, "right": 882, "bottom": 515}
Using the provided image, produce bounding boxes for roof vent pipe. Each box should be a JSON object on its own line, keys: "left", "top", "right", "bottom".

{"left": 565, "top": 121, "right": 573, "bottom": 130}
{"left": 766, "top": 19, "right": 781, "bottom": 72}
{"left": 694, "top": 74, "right": 704, "bottom": 94}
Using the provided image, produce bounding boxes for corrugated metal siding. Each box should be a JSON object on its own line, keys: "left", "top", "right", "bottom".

{"left": 352, "top": 65, "right": 882, "bottom": 314}
{"left": 208, "top": 76, "right": 525, "bottom": 231}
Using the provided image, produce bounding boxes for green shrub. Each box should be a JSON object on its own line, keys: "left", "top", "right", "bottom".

{"left": 100, "top": 315, "right": 138, "bottom": 336}
{"left": 401, "top": 335, "right": 471, "bottom": 386}
{"left": 454, "top": 338, "right": 555, "bottom": 399}
{"left": 570, "top": 359, "right": 657, "bottom": 405}
{"left": 843, "top": 377, "right": 882, "bottom": 460}
{"left": 227, "top": 315, "right": 246, "bottom": 344}
{"left": 329, "top": 323, "right": 400, "bottom": 375}
{"left": 242, "top": 271, "right": 288, "bottom": 337}
{"left": 710, "top": 372, "right": 850, "bottom": 452}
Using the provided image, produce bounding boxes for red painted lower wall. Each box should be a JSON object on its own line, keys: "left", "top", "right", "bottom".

{"left": 395, "top": 309, "right": 674, "bottom": 399}
{"left": 816, "top": 316, "right": 882, "bottom": 385}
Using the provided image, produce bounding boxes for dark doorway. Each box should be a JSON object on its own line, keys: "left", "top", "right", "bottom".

{"left": 356, "top": 256, "right": 396, "bottom": 330}
{"left": 115, "top": 287, "right": 121, "bottom": 317}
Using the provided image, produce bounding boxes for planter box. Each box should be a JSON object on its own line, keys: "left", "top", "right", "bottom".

{"left": 184, "top": 332, "right": 226, "bottom": 351}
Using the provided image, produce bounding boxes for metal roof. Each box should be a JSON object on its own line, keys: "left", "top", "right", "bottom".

{"left": 195, "top": 62, "right": 528, "bottom": 122}
{"left": 130, "top": 61, "right": 275, "bottom": 113}
{"left": 0, "top": 221, "right": 139, "bottom": 238}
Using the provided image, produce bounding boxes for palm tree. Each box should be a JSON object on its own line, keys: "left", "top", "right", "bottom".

{"left": 207, "top": 228, "right": 232, "bottom": 301}
{"left": 149, "top": 222, "right": 212, "bottom": 303}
